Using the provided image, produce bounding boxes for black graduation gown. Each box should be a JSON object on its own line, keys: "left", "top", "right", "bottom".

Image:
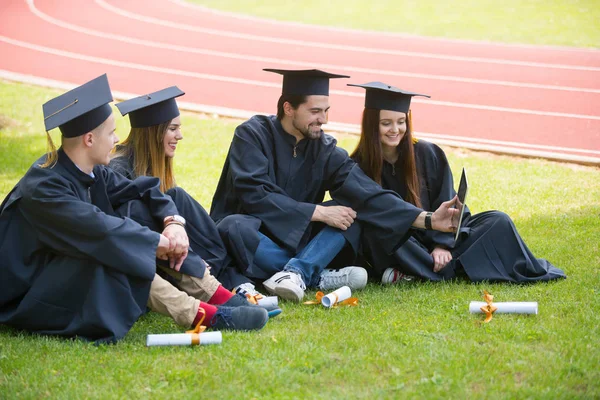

{"left": 109, "top": 150, "right": 243, "bottom": 288}
{"left": 0, "top": 149, "right": 179, "bottom": 343}
{"left": 210, "top": 115, "right": 423, "bottom": 273}
{"left": 362, "top": 140, "right": 566, "bottom": 283}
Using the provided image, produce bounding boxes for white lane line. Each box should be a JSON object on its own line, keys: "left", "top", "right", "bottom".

{"left": 2, "top": 68, "right": 599, "bottom": 163}
{"left": 95, "top": 0, "right": 600, "bottom": 72}
{"left": 0, "top": 35, "right": 280, "bottom": 87}
{"left": 27, "top": 0, "right": 600, "bottom": 95}
{"left": 167, "top": 0, "right": 600, "bottom": 55}
{"left": 3, "top": 34, "right": 600, "bottom": 121}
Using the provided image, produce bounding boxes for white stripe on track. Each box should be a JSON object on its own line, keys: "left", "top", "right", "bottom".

{"left": 3, "top": 33, "right": 600, "bottom": 121}
{"left": 167, "top": 0, "right": 600, "bottom": 55}
{"left": 27, "top": 0, "right": 600, "bottom": 95}
{"left": 95, "top": 0, "right": 600, "bottom": 72}
{"left": 2, "top": 69, "right": 598, "bottom": 164}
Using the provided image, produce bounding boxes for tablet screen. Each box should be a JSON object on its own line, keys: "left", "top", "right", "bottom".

{"left": 453, "top": 168, "right": 468, "bottom": 242}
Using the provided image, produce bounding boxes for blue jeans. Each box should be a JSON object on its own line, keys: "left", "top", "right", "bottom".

{"left": 249, "top": 226, "right": 346, "bottom": 288}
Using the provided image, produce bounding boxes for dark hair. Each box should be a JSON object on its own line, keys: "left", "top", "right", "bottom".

{"left": 350, "top": 108, "right": 422, "bottom": 208}
{"left": 276, "top": 94, "right": 307, "bottom": 120}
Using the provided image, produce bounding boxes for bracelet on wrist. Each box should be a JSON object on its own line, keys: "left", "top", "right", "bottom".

{"left": 425, "top": 212, "right": 433, "bottom": 230}
{"left": 165, "top": 221, "right": 185, "bottom": 229}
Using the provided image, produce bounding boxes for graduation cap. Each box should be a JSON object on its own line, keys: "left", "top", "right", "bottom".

{"left": 347, "top": 81, "right": 430, "bottom": 114}
{"left": 43, "top": 74, "right": 113, "bottom": 138}
{"left": 116, "top": 86, "right": 185, "bottom": 128}
{"left": 264, "top": 68, "right": 350, "bottom": 96}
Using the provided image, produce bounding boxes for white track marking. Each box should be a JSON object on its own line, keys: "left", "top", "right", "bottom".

{"left": 95, "top": 0, "right": 600, "bottom": 72}
{"left": 27, "top": 0, "right": 600, "bottom": 95}
{"left": 3, "top": 33, "right": 600, "bottom": 121}
{"left": 167, "top": 0, "right": 600, "bottom": 55}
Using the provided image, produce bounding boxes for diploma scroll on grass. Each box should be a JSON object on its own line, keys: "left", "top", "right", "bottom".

{"left": 321, "top": 286, "right": 352, "bottom": 308}
{"left": 469, "top": 302, "right": 538, "bottom": 314}
{"left": 304, "top": 285, "right": 358, "bottom": 308}
{"left": 471, "top": 290, "right": 537, "bottom": 323}
{"left": 146, "top": 331, "right": 222, "bottom": 347}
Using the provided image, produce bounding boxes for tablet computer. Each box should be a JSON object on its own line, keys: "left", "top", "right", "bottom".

{"left": 453, "top": 168, "right": 468, "bottom": 243}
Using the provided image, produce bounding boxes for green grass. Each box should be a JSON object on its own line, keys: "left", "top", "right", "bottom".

{"left": 187, "top": 0, "right": 600, "bottom": 48}
{"left": 1, "top": 79, "right": 599, "bottom": 399}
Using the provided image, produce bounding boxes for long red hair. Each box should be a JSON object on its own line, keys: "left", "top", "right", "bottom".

{"left": 351, "top": 108, "right": 421, "bottom": 207}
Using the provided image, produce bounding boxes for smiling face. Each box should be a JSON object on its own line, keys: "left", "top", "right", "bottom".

{"left": 162, "top": 116, "right": 182, "bottom": 158}
{"left": 378, "top": 109, "right": 407, "bottom": 150}
{"left": 285, "top": 95, "right": 330, "bottom": 141}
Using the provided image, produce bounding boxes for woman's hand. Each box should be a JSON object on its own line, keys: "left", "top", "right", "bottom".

{"left": 431, "top": 246, "right": 452, "bottom": 273}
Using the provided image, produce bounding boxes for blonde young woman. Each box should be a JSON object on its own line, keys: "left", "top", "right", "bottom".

{"left": 110, "top": 87, "right": 280, "bottom": 316}
{"left": 349, "top": 81, "right": 565, "bottom": 284}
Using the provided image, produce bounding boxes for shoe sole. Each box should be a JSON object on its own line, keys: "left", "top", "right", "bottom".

{"left": 273, "top": 285, "right": 303, "bottom": 302}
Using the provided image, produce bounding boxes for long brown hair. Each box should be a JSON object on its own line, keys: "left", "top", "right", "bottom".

{"left": 351, "top": 108, "right": 421, "bottom": 207}
{"left": 113, "top": 121, "right": 175, "bottom": 192}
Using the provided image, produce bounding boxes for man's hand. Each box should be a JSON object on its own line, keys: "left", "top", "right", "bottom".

{"left": 431, "top": 195, "right": 459, "bottom": 232}
{"left": 431, "top": 246, "right": 452, "bottom": 272}
{"left": 162, "top": 224, "right": 189, "bottom": 271}
{"left": 312, "top": 205, "right": 357, "bottom": 231}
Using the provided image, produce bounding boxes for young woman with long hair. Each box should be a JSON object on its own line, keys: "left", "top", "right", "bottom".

{"left": 110, "top": 87, "right": 280, "bottom": 315}
{"left": 349, "top": 81, "right": 565, "bottom": 284}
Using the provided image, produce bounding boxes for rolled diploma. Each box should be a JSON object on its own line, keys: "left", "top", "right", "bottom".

{"left": 469, "top": 301, "right": 538, "bottom": 314}
{"left": 257, "top": 296, "right": 278, "bottom": 308}
{"left": 146, "top": 331, "right": 223, "bottom": 346}
{"left": 321, "top": 285, "right": 351, "bottom": 308}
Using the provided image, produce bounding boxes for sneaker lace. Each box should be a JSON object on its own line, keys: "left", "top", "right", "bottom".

{"left": 319, "top": 269, "right": 346, "bottom": 288}
{"left": 211, "top": 307, "right": 233, "bottom": 328}
{"left": 287, "top": 272, "right": 307, "bottom": 291}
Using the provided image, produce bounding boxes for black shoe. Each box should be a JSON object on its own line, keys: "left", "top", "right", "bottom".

{"left": 210, "top": 306, "right": 268, "bottom": 331}
{"left": 223, "top": 293, "right": 283, "bottom": 318}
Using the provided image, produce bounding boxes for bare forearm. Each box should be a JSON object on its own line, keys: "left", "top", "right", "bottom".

{"left": 412, "top": 211, "right": 427, "bottom": 229}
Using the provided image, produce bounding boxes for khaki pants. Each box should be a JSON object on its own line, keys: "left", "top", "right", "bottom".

{"left": 147, "top": 266, "right": 221, "bottom": 327}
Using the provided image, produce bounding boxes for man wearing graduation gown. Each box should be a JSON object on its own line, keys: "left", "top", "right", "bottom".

{"left": 348, "top": 81, "right": 566, "bottom": 283}
{"left": 0, "top": 75, "right": 267, "bottom": 343}
{"left": 211, "top": 69, "right": 460, "bottom": 302}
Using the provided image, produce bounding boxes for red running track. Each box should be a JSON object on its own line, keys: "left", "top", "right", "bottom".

{"left": 1, "top": 0, "right": 599, "bottom": 163}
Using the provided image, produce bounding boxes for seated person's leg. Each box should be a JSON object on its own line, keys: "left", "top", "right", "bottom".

{"left": 147, "top": 273, "right": 268, "bottom": 331}
{"left": 263, "top": 227, "right": 367, "bottom": 302}
{"left": 247, "top": 232, "right": 294, "bottom": 280}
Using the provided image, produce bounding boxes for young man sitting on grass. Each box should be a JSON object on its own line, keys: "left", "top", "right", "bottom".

{"left": 0, "top": 74, "right": 268, "bottom": 343}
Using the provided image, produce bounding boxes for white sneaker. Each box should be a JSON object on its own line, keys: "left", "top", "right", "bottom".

{"left": 318, "top": 267, "right": 368, "bottom": 291}
{"left": 234, "top": 282, "right": 264, "bottom": 298}
{"left": 381, "top": 268, "right": 414, "bottom": 284}
{"left": 262, "top": 271, "right": 306, "bottom": 302}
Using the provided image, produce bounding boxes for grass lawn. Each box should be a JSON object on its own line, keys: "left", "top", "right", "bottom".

{"left": 1, "top": 80, "right": 599, "bottom": 399}
{"left": 186, "top": 0, "right": 600, "bottom": 48}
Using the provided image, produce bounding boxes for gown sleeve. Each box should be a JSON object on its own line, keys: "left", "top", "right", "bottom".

{"left": 19, "top": 169, "right": 161, "bottom": 280}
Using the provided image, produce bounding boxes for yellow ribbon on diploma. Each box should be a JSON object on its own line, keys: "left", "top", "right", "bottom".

{"left": 480, "top": 290, "right": 498, "bottom": 323}
{"left": 185, "top": 308, "right": 207, "bottom": 345}
{"left": 231, "top": 288, "right": 263, "bottom": 305}
{"left": 303, "top": 291, "right": 359, "bottom": 308}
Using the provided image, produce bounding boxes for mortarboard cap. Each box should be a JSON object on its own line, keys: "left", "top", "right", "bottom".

{"left": 116, "top": 87, "right": 185, "bottom": 128}
{"left": 347, "top": 81, "right": 430, "bottom": 114}
{"left": 43, "top": 74, "right": 113, "bottom": 138}
{"left": 264, "top": 68, "right": 350, "bottom": 96}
